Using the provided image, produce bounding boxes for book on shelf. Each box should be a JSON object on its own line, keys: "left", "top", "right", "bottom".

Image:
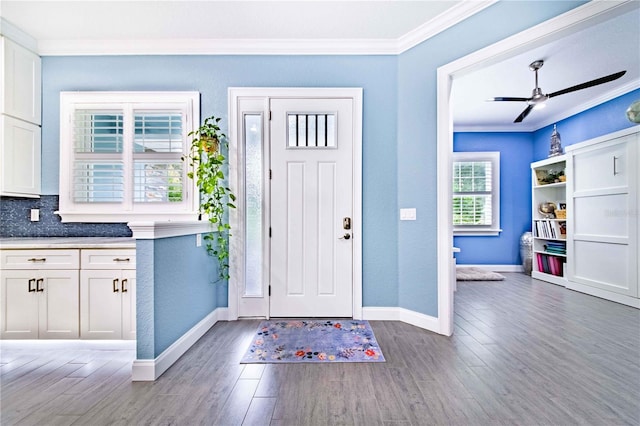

{"left": 534, "top": 219, "right": 567, "bottom": 240}
{"left": 544, "top": 241, "right": 566, "bottom": 255}
{"left": 535, "top": 253, "right": 565, "bottom": 277}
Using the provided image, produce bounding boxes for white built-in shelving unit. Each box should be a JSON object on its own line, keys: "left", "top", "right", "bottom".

{"left": 531, "top": 155, "right": 567, "bottom": 287}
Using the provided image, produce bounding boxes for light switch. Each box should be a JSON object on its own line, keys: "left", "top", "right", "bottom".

{"left": 400, "top": 208, "right": 416, "bottom": 221}
{"left": 30, "top": 209, "right": 40, "bottom": 222}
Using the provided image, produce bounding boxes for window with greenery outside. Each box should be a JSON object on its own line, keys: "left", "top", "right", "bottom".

{"left": 452, "top": 151, "right": 500, "bottom": 235}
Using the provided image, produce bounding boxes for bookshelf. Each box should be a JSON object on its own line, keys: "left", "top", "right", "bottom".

{"left": 531, "top": 155, "right": 567, "bottom": 286}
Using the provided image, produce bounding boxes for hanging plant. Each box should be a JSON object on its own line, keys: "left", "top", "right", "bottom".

{"left": 182, "top": 116, "right": 236, "bottom": 282}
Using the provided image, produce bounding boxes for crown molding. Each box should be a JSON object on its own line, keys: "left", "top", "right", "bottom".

{"left": 34, "top": 1, "right": 497, "bottom": 56}
{"left": 0, "top": 18, "right": 38, "bottom": 53}
{"left": 37, "top": 37, "right": 400, "bottom": 56}
{"left": 397, "top": 0, "right": 498, "bottom": 54}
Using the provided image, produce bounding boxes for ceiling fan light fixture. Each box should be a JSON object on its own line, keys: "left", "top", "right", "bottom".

{"left": 489, "top": 59, "right": 626, "bottom": 124}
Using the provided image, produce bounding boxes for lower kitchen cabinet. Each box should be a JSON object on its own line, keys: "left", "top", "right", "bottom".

{"left": 0, "top": 246, "right": 136, "bottom": 340}
{"left": 80, "top": 249, "right": 136, "bottom": 340}
{"left": 0, "top": 269, "right": 79, "bottom": 339}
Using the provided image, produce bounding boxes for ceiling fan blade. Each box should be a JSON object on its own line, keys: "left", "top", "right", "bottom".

{"left": 488, "top": 97, "right": 529, "bottom": 102}
{"left": 547, "top": 70, "right": 626, "bottom": 98}
{"left": 514, "top": 105, "right": 534, "bottom": 123}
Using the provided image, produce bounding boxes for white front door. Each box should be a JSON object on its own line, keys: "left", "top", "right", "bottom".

{"left": 269, "top": 98, "right": 354, "bottom": 317}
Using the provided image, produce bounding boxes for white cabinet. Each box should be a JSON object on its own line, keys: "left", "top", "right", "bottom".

{"left": 0, "top": 250, "right": 80, "bottom": 339}
{"left": 80, "top": 249, "right": 136, "bottom": 340}
{"left": 1, "top": 36, "right": 41, "bottom": 124}
{"left": 566, "top": 127, "right": 639, "bottom": 307}
{"left": 531, "top": 155, "right": 567, "bottom": 287}
{"left": 0, "top": 36, "right": 42, "bottom": 198}
{"left": 1, "top": 115, "right": 41, "bottom": 197}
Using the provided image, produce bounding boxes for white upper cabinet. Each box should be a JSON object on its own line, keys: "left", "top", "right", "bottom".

{"left": 0, "top": 35, "right": 42, "bottom": 197}
{"left": 1, "top": 36, "right": 41, "bottom": 124}
{"left": 1, "top": 115, "right": 41, "bottom": 197}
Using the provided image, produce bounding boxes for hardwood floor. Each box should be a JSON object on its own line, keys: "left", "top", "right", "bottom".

{"left": 1, "top": 273, "right": 639, "bottom": 425}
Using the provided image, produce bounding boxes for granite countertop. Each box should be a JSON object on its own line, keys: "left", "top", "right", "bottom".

{"left": 0, "top": 237, "right": 136, "bottom": 249}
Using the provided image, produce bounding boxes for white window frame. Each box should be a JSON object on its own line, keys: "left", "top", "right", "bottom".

{"left": 452, "top": 151, "right": 501, "bottom": 236}
{"left": 58, "top": 91, "right": 200, "bottom": 223}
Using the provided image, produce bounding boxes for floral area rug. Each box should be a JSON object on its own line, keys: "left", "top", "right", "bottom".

{"left": 240, "top": 320, "right": 385, "bottom": 363}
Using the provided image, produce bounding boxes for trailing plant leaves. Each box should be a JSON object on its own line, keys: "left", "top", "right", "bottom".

{"left": 183, "top": 115, "right": 237, "bottom": 283}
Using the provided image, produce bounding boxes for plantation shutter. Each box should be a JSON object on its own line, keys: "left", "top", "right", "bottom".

{"left": 133, "top": 112, "right": 184, "bottom": 203}
{"left": 73, "top": 110, "right": 125, "bottom": 203}
{"left": 59, "top": 91, "right": 199, "bottom": 223}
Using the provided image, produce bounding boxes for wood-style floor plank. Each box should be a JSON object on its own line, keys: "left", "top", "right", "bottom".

{"left": 1, "top": 273, "right": 639, "bottom": 425}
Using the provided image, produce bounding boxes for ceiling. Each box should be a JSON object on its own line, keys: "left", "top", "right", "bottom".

{"left": 1, "top": 1, "right": 638, "bottom": 131}
{"left": 452, "top": 5, "right": 640, "bottom": 131}
{"left": 0, "top": 0, "right": 482, "bottom": 53}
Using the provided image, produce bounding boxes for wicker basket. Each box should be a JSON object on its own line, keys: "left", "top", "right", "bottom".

{"left": 555, "top": 209, "right": 566, "bottom": 219}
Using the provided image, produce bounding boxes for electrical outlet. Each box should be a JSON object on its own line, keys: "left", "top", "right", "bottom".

{"left": 196, "top": 233, "right": 202, "bottom": 247}
{"left": 400, "top": 208, "right": 416, "bottom": 221}
{"left": 30, "top": 209, "right": 40, "bottom": 222}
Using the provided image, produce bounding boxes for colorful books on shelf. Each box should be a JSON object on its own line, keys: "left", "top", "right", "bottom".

{"left": 544, "top": 241, "right": 566, "bottom": 255}
{"left": 536, "top": 253, "right": 565, "bottom": 276}
{"left": 534, "top": 219, "right": 566, "bottom": 240}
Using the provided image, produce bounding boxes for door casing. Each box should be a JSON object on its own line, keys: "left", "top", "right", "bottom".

{"left": 228, "top": 87, "right": 363, "bottom": 320}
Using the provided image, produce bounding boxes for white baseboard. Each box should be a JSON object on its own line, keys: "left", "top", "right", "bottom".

{"left": 132, "top": 307, "right": 228, "bottom": 381}
{"left": 458, "top": 264, "right": 523, "bottom": 272}
{"left": 362, "top": 307, "right": 441, "bottom": 334}
{"left": 566, "top": 281, "right": 640, "bottom": 309}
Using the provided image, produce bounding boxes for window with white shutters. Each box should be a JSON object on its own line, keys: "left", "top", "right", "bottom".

{"left": 452, "top": 151, "right": 501, "bottom": 236}
{"left": 59, "top": 92, "right": 199, "bottom": 223}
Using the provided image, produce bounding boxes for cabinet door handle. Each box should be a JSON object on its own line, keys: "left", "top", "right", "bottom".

{"left": 113, "top": 278, "right": 120, "bottom": 293}
{"left": 28, "top": 258, "right": 46, "bottom": 263}
{"left": 28, "top": 278, "right": 36, "bottom": 292}
{"left": 36, "top": 278, "right": 44, "bottom": 292}
{"left": 113, "top": 258, "right": 130, "bottom": 262}
{"left": 613, "top": 155, "right": 619, "bottom": 175}
{"left": 121, "top": 279, "right": 128, "bottom": 293}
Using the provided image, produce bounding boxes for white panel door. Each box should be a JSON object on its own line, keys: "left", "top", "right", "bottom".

{"left": 0, "top": 270, "right": 39, "bottom": 339}
{"left": 38, "top": 270, "right": 80, "bottom": 339}
{"left": 80, "top": 270, "right": 123, "bottom": 339}
{"left": 270, "top": 98, "right": 353, "bottom": 317}
{"left": 1, "top": 115, "right": 41, "bottom": 197}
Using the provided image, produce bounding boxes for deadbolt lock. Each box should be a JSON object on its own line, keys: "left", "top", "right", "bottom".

{"left": 343, "top": 217, "right": 351, "bottom": 230}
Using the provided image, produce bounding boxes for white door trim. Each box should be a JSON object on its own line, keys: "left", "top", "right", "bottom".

{"left": 228, "top": 87, "right": 363, "bottom": 321}
{"left": 436, "top": 1, "right": 634, "bottom": 336}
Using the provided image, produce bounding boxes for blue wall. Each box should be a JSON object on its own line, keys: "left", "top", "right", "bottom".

{"left": 395, "top": 1, "right": 584, "bottom": 316}
{"left": 41, "top": 54, "right": 400, "bottom": 309}
{"left": 33, "top": 1, "right": 586, "bottom": 319}
{"left": 137, "top": 235, "right": 219, "bottom": 359}
{"left": 453, "top": 89, "right": 638, "bottom": 266}
{"left": 533, "top": 88, "right": 640, "bottom": 160}
{"left": 453, "top": 133, "right": 533, "bottom": 265}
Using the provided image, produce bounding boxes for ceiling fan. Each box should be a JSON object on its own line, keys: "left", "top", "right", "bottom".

{"left": 488, "top": 59, "right": 626, "bottom": 123}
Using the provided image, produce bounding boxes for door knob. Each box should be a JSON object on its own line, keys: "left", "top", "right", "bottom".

{"left": 339, "top": 233, "right": 351, "bottom": 240}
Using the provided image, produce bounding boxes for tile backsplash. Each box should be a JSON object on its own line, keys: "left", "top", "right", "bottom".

{"left": 1, "top": 195, "right": 132, "bottom": 238}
